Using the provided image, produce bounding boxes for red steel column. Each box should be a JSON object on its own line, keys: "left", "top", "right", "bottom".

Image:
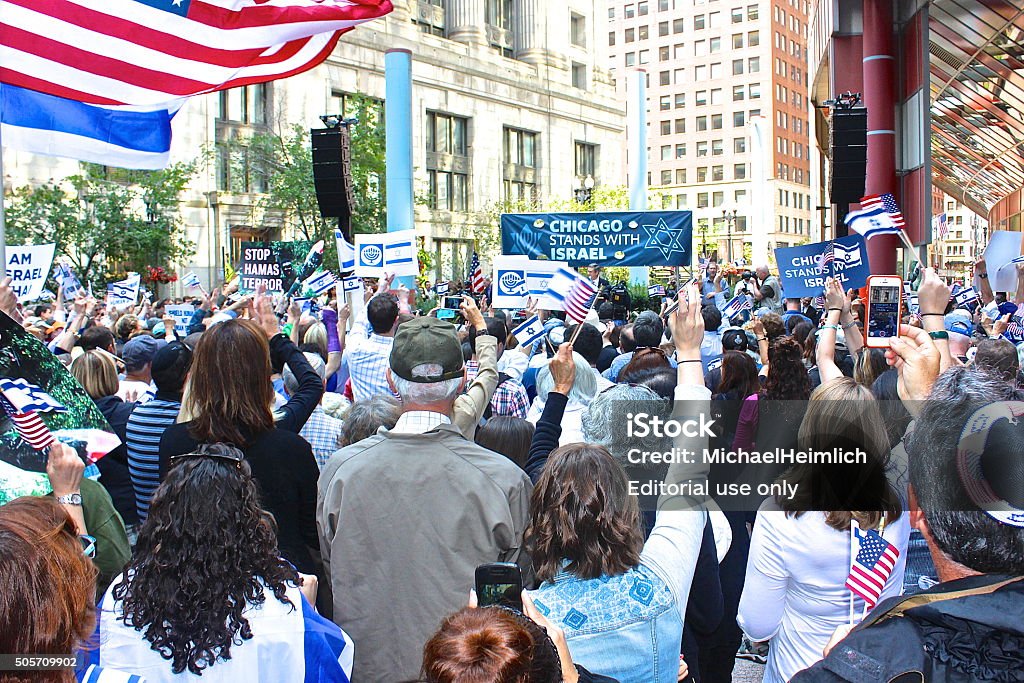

{"left": 862, "top": 0, "right": 899, "bottom": 273}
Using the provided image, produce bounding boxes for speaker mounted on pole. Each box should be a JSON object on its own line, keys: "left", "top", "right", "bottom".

{"left": 311, "top": 121, "right": 355, "bottom": 240}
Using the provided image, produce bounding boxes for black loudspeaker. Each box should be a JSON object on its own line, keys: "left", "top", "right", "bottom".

{"left": 311, "top": 127, "right": 354, "bottom": 231}
{"left": 830, "top": 108, "right": 867, "bottom": 205}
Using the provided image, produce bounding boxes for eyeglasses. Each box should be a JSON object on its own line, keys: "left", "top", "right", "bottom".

{"left": 170, "top": 447, "right": 244, "bottom": 468}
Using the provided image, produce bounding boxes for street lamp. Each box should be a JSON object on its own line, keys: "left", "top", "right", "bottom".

{"left": 699, "top": 219, "right": 709, "bottom": 258}
{"left": 573, "top": 175, "right": 595, "bottom": 205}
{"left": 722, "top": 209, "right": 738, "bottom": 262}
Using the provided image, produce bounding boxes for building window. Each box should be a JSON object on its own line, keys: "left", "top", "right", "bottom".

{"left": 697, "top": 191, "right": 709, "bottom": 207}
{"left": 625, "top": 52, "right": 636, "bottom": 66}
{"left": 659, "top": 0, "right": 671, "bottom": 10}
{"left": 638, "top": 24, "right": 649, "bottom": 39}
{"left": 659, "top": 45, "right": 670, "bottom": 60}
{"left": 732, "top": 85, "right": 745, "bottom": 101}
{"left": 486, "top": 0, "right": 512, "bottom": 28}
{"left": 608, "top": 31, "right": 615, "bottom": 46}
{"left": 661, "top": 170, "right": 673, "bottom": 184}
{"left": 697, "top": 115, "right": 708, "bottom": 131}
{"left": 674, "top": 117, "right": 686, "bottom": 132}
{"left": 412, "top": 0, "right": 446, "bottom": 36}
{"left": 570, "top": 12, "right": 586, "bottom": 47}
{"left": 731, "top": 7, "right": 743, "bottom": 23}
{"left": 748, "top": 56, "right": 760, "bottom": 72}
{"left": 748, "top": 30, "right": 759, "bottom": 47}
{"left": 674, "top": 68, "right": 685, "bottom": 84}
{"left": 732, "top": 33, "right": 744, "bottom": 48}
{"left": 712, "top": 165, "right": 724, "bottom": 181}
{"left": 711, "top": 113, "right": 723, "bottom": 129}
{"left": 732, "top": 59, "right": 744, "bottom": 75}
{"left": 711, "top": 88, "right": 722, "bottom": 105}
{"left": 673, "top": 43, "right": 685, "bottom": 58}
{"left": 695, "top": 39, "right": 706, "bottom": 56}
{"left": 503, "top": 127, "right": 537, "bottom": 201}
{"left": 673, "top": 18, "right": 684, "bottom": 33}
{"left": 694, "top": 13, "right": 705, "bottom": 29}
{"left": 625, "top": 3, "right": 635, "bottom": 18}
{"left": 734, "top": 137, "right": 746, "bottom": 153}
{"left": 675, "top": 169, "right": 686, "bottom": 183}
{"left": 696, "top": 90, "right": 707, "bottom": 106}
{"left": 713, "top": 191, "right": 724, "bottom": 206}
{"left": 609, "top": 6, "right": 615, "bottom": 19}
{"left": 697, "top": 167, "right": 708, "bottom": 183}
{"left": 217, "top": 84, "right": 269, "bottom": 125}
{"left": 733, "top": 111, "right": 745, "bottom": 126}
{"left": 625, "top": 27, "right": 635, "bottom": 42}
{"left": 571, "top": 63, "right": 588, "bottom": 89}
{"left": 660, "top": 95, "right": 671, "bottom": 110}
{"left": 734, "top": 163, "right": 746, "bottom": 179}
{"left": 697, "top": 141, "right": 708, "bottom": 157}
{"left": 712, "top": 139, "right": 723, "bottom": 155}
{"left": 637, "top": 0, "right": 648, "bottom": 15}
{"left": 661, "top": 145, "right": 672, "bottom": 160}
{"left": 747, "top": 4, "right": 758, "bottom": 20}
{"left": 427, "top": 112, "right": 470, "bottom": 212}
{"left": 639, "top": 49, "right": 650, "bottom": 63}
{"left": 749, "top": 83, "right": 761, "bottom": 99}
{"left": 735, "top": 189, "right": 747, "bottom": 202}
{"left": 709, "top": 36, "right": 721, "bottom": 52}
{"left": 660, "top": 120, "right": 672, "bottom": 135}
{"left": 676, "top": 193, "right": 687, "bottom": 208}
{"left": 575, "top": 142, "right": 597, "bottom": 178}
{"left": 676, "top": 143, "right": 686, "bottom": 158}
{"left": 659, "top": 21, "right": 669, "bottom": 36}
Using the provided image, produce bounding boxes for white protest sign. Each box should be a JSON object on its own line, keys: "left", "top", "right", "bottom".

{"left": 354, "top": 231, "right": 419, "bottom": 278}
{"left": 5, "top": 244, "right": 56, "bottom": 302}
{"left": 164, "top": 304, "right": 196, "bottom": 336}
{"left": 984, "top": 231, "right": 1024, "bottom": 293}
{"left": 490, "top": 255, "right": 532, "bottom": 309}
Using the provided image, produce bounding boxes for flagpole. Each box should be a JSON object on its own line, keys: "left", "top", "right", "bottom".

{"left": 897, "top": 230, "right": 918, "bottom": 262}
{"left": 848, "top": 521, "right": 857, "bottom": 625}
{"left": 1, "top": 124, "right": 7, "bottom": 269}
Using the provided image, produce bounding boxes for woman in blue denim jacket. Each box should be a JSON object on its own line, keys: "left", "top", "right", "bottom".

{"left": 523, "top": 286, "right": 711, "bottom": 683}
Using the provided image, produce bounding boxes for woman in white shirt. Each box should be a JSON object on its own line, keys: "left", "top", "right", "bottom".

{"left": 526, "top": 350, "right": 597, "bottom": 445}
{"left": 737, "top": 378, "right": 910, "bottom": 682}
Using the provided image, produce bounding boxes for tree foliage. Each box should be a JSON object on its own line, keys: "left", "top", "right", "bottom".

{"left": 5, "top": 162, "right": 197, "bottom": 287}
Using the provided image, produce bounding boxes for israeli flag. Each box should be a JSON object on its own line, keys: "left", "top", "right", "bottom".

{"left": 434, "top": 282, "right": 451, "bottom": 296}
{"left": 832, "top": 242, "right": 863, "bottom": 269}
{"left": 0, "top": 378, "right": 68, "bottom": 415}
{"left": 335, "top": 229, "right": 356, "bottom": 271}
{"left": 648, "top": 284, "right": 666, "bottom": 297}
{"left": 303, "top": 270, "right": 339, "bottom": 297}
{"left": 846, "top": 207, "right": 903, "bottom": 240}
{"left": 0, "top": 83, "right": 176, "bottom": 170}
{"left": 94, "top": 582, "right": 353, "bottom": 681}
{"left": 342, "top": 276, "right": 361, "bottom": 293}
{"left": 106, "top": 273, "right": 140, "bottom": 307}
{"left": 954, "top": 286, "right": 979, "bottom": 308}
{"left": 721, "top": 294, "right": 752, "bottom": 320}
{"left": 182, "top": 272, "right": 202, "bottom": 289}
{"left": 512, "top": 314, "right": 546, "bottom": 347}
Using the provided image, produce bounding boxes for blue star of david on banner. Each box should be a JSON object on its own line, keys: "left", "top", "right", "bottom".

{"left": 642, "top": 218, "right": 687, "bottom": 259}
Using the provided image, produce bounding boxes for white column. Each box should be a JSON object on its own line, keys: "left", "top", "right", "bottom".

{"left": 514, "top": 0, "right": 548, "bottom": 65}
{"left": 446, "top": 0, "right": 485, "bottom": 45}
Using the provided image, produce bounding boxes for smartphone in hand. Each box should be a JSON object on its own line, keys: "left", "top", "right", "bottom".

{"left": 475, "top": 562, "right": 523, "bottom": 612}
{"left": 865, "top": 275, "right": 903, "bottom": 348}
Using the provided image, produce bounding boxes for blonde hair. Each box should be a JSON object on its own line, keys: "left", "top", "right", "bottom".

{"left": 70, "top": 350, "right": 120, "bottom": 399}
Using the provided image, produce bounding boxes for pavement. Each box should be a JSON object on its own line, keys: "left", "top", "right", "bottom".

{"left": 732, "top": 658, "right": 765, "bottom": 683}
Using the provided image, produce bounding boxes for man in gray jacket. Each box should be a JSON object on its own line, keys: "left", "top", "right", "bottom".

{"left": 317, "top": 316, "right": 533, "bottom": 682}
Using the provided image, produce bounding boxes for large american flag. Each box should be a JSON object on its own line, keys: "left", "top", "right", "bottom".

{"left": 860, "top": 193, "right": 906, "bottom": 228}
{"left": 0, "top": 0, "right": 394, "bottom": 106}
{"left": 846, "top": 524, "right": 900, "bottom": 610}
{"left": 469, "top": 251, "right": 486, "bottom": 294}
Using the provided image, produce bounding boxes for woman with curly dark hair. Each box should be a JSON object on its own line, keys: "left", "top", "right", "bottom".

{"left": 733, "top": 336, "right": 811, "bottom": 451}
{"left": 98, "top": 444, "right": 354, "bottom": 682}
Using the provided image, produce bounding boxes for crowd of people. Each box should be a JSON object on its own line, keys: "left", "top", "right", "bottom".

{"left": 0, "top": 257, "right": 1022, "bottom": 683}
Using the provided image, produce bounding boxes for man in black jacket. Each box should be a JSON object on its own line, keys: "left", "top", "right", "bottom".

{"left": 794, "top": 351, "right": 1024, "bottom": 682}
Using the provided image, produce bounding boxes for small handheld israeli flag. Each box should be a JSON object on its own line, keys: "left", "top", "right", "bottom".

{"left": 953, "top": 286, "right": 979, "bottom": 309}
{"left": 511, "top": 314, "right": 546, "bottom": 347}
{"left": 648, "top": 284, "right": 666, "bottom": 297}
{"left": 434, "top": 281, "right": 451, "bottom": 296}
{"left": 342, "top": 276, "right": 361, "bottom": 293}
{"left": 182, "top": 271, "right": 202, "bottom": 289}
{"left": 304, "top": 270, "right": 339, "bottom": 297}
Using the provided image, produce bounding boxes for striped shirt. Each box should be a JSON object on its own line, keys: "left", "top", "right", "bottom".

{"left": 125, "top": 397, "right": 181, "bottom": 521}
{"left": 341, "top": 331, "right": 394, "bottom": 403}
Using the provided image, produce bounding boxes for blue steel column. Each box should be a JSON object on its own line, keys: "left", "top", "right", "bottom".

{"left": 385, "top": 49, "right": 416, "bottom": 286}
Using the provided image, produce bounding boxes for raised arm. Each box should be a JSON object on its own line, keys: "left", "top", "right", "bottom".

{"left": 974, "top": 259, "right": 994, "bottom": 305}
{"left": 815, "top": 277, "right": 846, "bottom": 383}
{"left": 840, "top": 288, "right": 864, "bottom": 356}
{"left": 523, "top": 343, "right": 574, "bottom": 483}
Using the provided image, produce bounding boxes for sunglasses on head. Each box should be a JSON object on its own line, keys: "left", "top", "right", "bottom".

{"left": 170, "top": 444, "right": 244, "bottom": 469}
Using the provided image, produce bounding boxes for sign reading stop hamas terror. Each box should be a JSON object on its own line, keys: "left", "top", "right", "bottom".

{"left": 500, "top": 211, "right": 693, "bottom": 267}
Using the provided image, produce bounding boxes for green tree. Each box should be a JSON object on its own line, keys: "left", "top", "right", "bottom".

{"left": 5, "top": 162, "right": 197, "bottom": 288}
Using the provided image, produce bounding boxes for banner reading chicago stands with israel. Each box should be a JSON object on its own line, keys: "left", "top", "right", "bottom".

{"left": 500, "top": 211, "right": 693, "bottom": 267}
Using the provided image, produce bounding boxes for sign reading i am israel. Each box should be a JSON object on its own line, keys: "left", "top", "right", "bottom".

{"left": 774, "top": 234, "right": 871, "bottom": 298}
{"left": 500, "top": 211, "right": 693, "bottom": 267}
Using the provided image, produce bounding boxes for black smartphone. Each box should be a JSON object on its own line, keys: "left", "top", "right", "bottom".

{"left": 443, "top": 296, "right": 464, "bottom": 310}
{"left": 475, "top": 562, "right": 523, "bottom": 611}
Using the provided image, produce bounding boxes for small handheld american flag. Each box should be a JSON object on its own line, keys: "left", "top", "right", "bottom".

{"left": 860, "top": 193, "right": 906, "bottom": 227}
{"left": 0, "top": 378, "right": 68, "bottom": 452}
{"left": 469, "top": 252, "right": 486, "bottom": 294}
{"left": 546, "top": 268, "right": 598, "bottom": 323}
{"left": 846, "top": 523, "right": 900, "bottom": 611}
{"left": 721, "top": 295, "right": 753, "bottom": 320}
{"left": 819, "top": 243, "right": 834, "bottom": 272}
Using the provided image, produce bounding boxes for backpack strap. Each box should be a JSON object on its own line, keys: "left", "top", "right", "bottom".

{"left": 862, "top": 575, "right": 1024, "bottom": 628}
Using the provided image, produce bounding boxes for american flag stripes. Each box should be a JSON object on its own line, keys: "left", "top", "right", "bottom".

{"left": 6, "top": 411, "right": 56, "bottom": 451}
{"left": 819, "top": 242, "right": 835, "bottom": 272}
{"left": 846, "top": 524, "right": 900, "bottom": 610}
{"left": 469, "top": 252, "right": 486, "bottom": 294}
{"left": 0, "top": 0, "right": 394, "bottom": 107}
{"left": 721, "top": 294, "right": 752, "bottom": 320}
{"left": 546, "top": 268, "right": 598, "bottom": 323}
{"left": 860, "top": 193, "right": 906, "bottom": 228}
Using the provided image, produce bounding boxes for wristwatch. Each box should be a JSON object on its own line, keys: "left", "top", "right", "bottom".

{"left": 56, "top": 492, "right": 83, "bottom": 506}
